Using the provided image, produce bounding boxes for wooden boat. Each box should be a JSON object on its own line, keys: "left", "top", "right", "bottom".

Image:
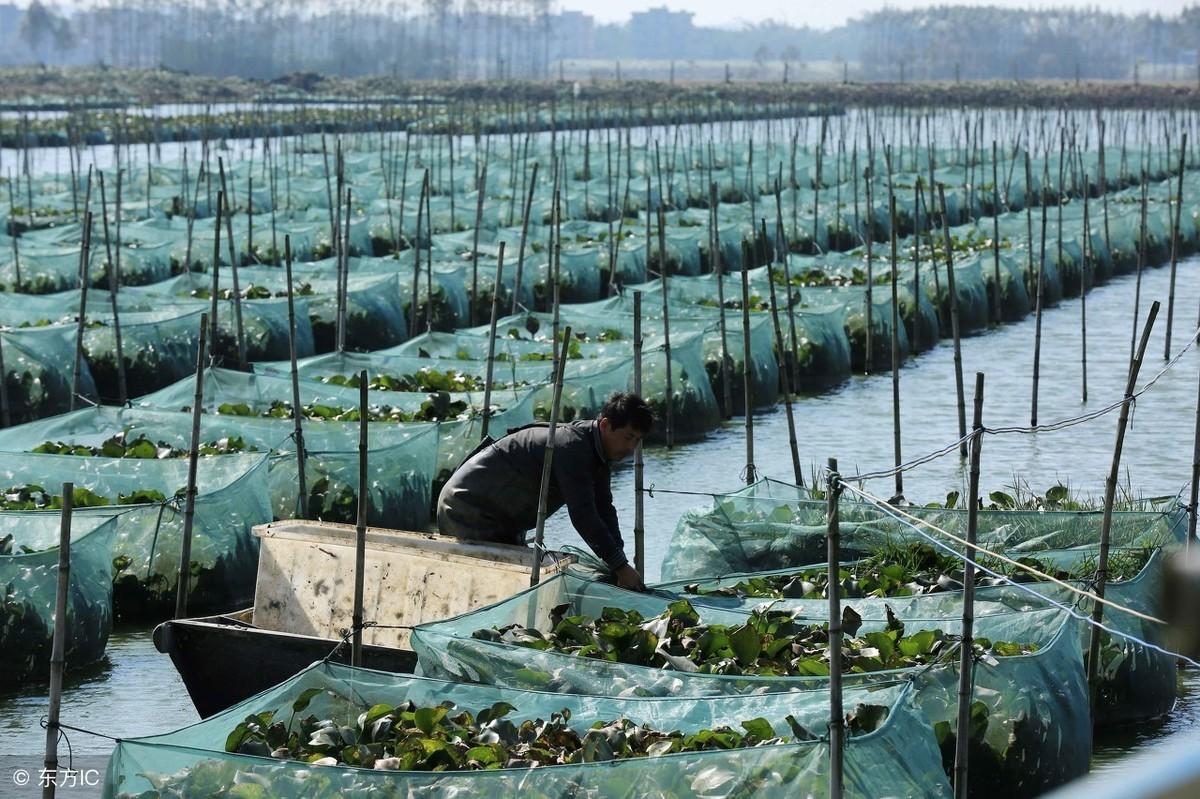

{"left": 155, "top": 519, "right": 572, "bottom": 718}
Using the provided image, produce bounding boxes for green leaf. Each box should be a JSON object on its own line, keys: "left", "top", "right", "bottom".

{"left": 291, "top": 688, "right": 323, "bottom": 715}
{"left": 728, "top": 623, "right": 762, "bottom": 666}
{"left": 841, "top": 605, "right": 863, "bottom": 638}
{"left": 988, "top": 490, "right": 1016, "bottom": 509}
{"left": 413, "top": 706, "right": 447, "bottom": 735}
{"left": 898, "top": 629, "right": 937, "bottom": 657}
{"left": 740, "top": 717, "right": 776, "bottom": 740}
{"left": 864, "top": 631, "right": 895, "bottom": 662}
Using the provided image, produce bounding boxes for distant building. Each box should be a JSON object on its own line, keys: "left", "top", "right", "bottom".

{"left": 629, "top": 6, "right": 694, "bottom": 60}
{"left": 551, "top": 11, "right": 596, "bottom": 60}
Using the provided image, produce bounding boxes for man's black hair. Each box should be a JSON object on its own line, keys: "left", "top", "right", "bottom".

{"left": 599, "top": 392, "right": 654, "bottom": 434}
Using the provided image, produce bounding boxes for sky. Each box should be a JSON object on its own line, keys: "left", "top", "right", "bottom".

{"left": 559, "top": 0, "right": 1194, "bottom": 29}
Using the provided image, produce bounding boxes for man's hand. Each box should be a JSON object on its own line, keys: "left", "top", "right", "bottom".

{"left": 615, "top": 564, "right": 645, "bottom": 592}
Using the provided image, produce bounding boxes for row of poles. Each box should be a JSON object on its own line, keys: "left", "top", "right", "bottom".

{"left": 823, "top": 298, "right": 1173, "bottom": 798}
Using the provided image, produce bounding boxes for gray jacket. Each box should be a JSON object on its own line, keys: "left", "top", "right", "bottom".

{"left": 436, "top": 420, "right": 627, "bottom": 570}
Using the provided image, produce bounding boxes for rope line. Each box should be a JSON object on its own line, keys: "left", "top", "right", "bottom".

{"left": 834, "top": 481, "right": 1200, "bottom": 670}
{"left": 835, "top": 480, "right": 1168, "bottom": 626}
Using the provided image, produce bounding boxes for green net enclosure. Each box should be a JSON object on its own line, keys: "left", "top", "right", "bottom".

{"left": 0, "top": 514, "right": 117, "bottom": 687}
{"left": 0, "top": 325, "right": 97, "bottom": 422}
{"left": 150, "top": 266, "right": 407, "bottom": 353}
{"left": 103, "top": 660, "right": 951, "bottom": 799}
{"left": 0, "top": 449, "right": 271, "bottom": 622}
{"left": 660, "top": 482, "right": 1182, "bottom": 581}
{"left": 136, "top": 366, "right": 538, "bottom": 520}
{"left": 412, "top": 569, "right": 1088, "bottom": 796}
{"left": 656, "top": 480, "right": 1181, "bottom": 727}
{"left": 0, "top": 404, "right": 439, "bottom": 530}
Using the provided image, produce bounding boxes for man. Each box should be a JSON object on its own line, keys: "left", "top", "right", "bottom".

{"left": 437, "top": 392, "right": 652, "bottom": 590}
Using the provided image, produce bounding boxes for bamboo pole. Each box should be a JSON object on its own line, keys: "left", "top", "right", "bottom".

{"left": 208, "top": 191, "right": 223, "bottom": 363}
{"left": 175, "top": 314, "right": 208, "bottom": 620}
{"left": 512, "top": 161, "right": 539, "bottom": 315}
{"left": 42, "top": 481, "right": 73, "bottom": 799}
{"left": 864, "top": 158, "right": 875, "bottom": 374}
{"left": 481, "top": 242, "right": 506, "bottom": 441}
{"left": 70, "top": 213, "right": 93, "bottom": 411}
{"left": 888, "top": 195, "right": 904, "bottom": 498}
{"left": 1189, "top": 345, "right": 1200, "bottom": 548}
{"left": 911, "top": 179, "right": 921, "bottom": 354}
{"left": 217, "top": 160, "right": 247, "bottom": 370}
{"left": 410, "top": 171, "right": 428, "bottom": 339}
{"left": 826, "top": 458, "right": 844, "bottom": 799}
{"left": 741, "top": 260, "right": 756, "bottom": 484}
{"left": 336, "top": 188, "right": 352, "bottom": 352}
{"left": 531, "top": 325, "right": 572, "bottom": 586}
{"left": 953, "top": 372, "right": 985, "bottom": 799}
{"left": 657, "top": 206, "right": 674, "bottom": 449}
{"left": 0, "top": 332, "right": 9, "bottom": 427}
{"left": 763, "top": 219, "right": 803, "bottom": 485}
{"left": 1164, "top": 133, "right": 1187, "bottom": 359}
{"left": 284, "top": 237, "right": 307, "bottom": 519}
{"left": 1082, "top": 175, "right": 1091, "bottom": 404}
{"left": 938, "top": 185, "right": 968, "bottom": 458}
{"left": 1087, "top": 302, "right": 1159, "bottom": 701}
{"left": 1031, "top": 163, "right": 1048, "bottom": 428}
{"left": 775, "top": 176, "right": 801, "bottom": 390}
{"left": 352, "top": 371, "right": 369, "bottom": 668}
{"left": 5, "top": 171, "right": 22, "bottom": 290}
{"left": 711, "top": 182, "right": 734, "bottom": 420}
{"left": 1131, "top": 177, "right": 1148, "bottom": 363}
{"left": 991, "top": 142, "right": 1002, "bottom": 325}
{"left": 633, "top": 292, "right": 645, "bottom": 576}
{"left": 97, "top": 172, "right": 128, "bottom": 405}
{"left": 469, "top": 163, "right": 488, "bottom": 326}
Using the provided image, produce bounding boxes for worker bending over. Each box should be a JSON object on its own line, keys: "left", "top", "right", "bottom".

{"left": 437, "top": 392, "right": 652, "bottom": 590}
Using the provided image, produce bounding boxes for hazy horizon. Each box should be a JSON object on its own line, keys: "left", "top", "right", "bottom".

{"left": 559, "top": 0, "right": 1194, "bottom": 29}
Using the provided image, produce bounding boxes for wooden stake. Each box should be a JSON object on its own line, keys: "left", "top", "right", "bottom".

{"left": 352, "top": 371, "right": 369, "bottom": 668}
{"left": 991, "top": 142, "right": 1002, "bottom": 324}
{"left": 97, "top": 173, "right": 128, "bottom": 405}
{"left": 889, "top": 195, "right": 904, "bottom": 498}
{"left": 1082, "top": 175, "right": 1091, "bottom": 404}
{"left": 217, "top": 160, "right": 247, "bottom": 370}
{"left": 657, "top": 206, "right": 674, "bottom": 449}
{"left": 1031, "top": 164, "right": 1048, "bottom": 428}
{"left": 175, "top": 313, "right": 208, "bottom": 620}
{"left": 410, "top": 171, "right": 428, "bottom": 339}
{"left": 711, "top": 182, "right": 733, "bottom": 419}
{"left": 938, "top": 185, "right": 968, "bottom": 458}
{"left": 469, "top": 163, "right": 488, "bottom": 326}
{"left": 512, "top": 161, "right": 539, "bottom": 315}
{"left": 70, "top": 213, "right": 93, "bottom": 411}
{"left": 1087, "top": 302, "right": 1159, "bottom": 701}
{"left": 531, "top": 325, "right": 572, "bottom": 586}
{"left": 633, "top": 293, "right": 645, "bottom": 576}
{"left": 1131, "top": 177, "right": 1148, "bottom": 363}
{"left": 1164, "top": 134, "right": 1188, "bottom": 359}
{"left": 826, "top": 458, "right": 844, "bottom": 799}
{"left": 741, "top": 260, "right": 756, "bottom": 484}
{"left": 208, "top": 191, "right": 223, "bottom": 363}
{"left": 481, "top": 243, "right": 506, "bottom": 441}
{"left": 284, "top": 237, "right": 307, "bottom": 519}
{"left": 42, "top": 481, "right": 73, "bottom": 799}
{"left": 763, "top": 219, "right": 803, "bottom": 485}
{"left": 1189, "top": 342, "right": 1200, "bottom": 547}
{"left": 5, "top": 171, "right": 21, "bottom": 290}
{"left": 953, "top": 372, "right": 985, "bottom": 799}
{"left": 0, "top": 332, "right": 10, "bottom": 427}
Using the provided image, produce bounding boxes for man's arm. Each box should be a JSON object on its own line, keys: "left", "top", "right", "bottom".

{"left": 552, "top": 439, "right": 627, "bottom": 571}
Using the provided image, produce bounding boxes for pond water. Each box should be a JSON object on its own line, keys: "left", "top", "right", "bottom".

{"left": 0, "top": 258, "right": 1196, "bottom": 790}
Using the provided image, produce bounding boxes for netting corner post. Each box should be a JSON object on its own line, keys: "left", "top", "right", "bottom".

{"left": 43, "top": 481, "right": 73, "bottom": 799}
{"left": 826, "top": 457, "right": 844, "bottom": 799}
{"left": 175, "top": 313, "right": 208, "bottom": 621}
{"left": 954, "top": 372, "right": 985, "bottom": 799}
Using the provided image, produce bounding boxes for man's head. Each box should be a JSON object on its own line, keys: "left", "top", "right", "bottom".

{"left": 597, "top": 392, "right": 654, "bottom": 462}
